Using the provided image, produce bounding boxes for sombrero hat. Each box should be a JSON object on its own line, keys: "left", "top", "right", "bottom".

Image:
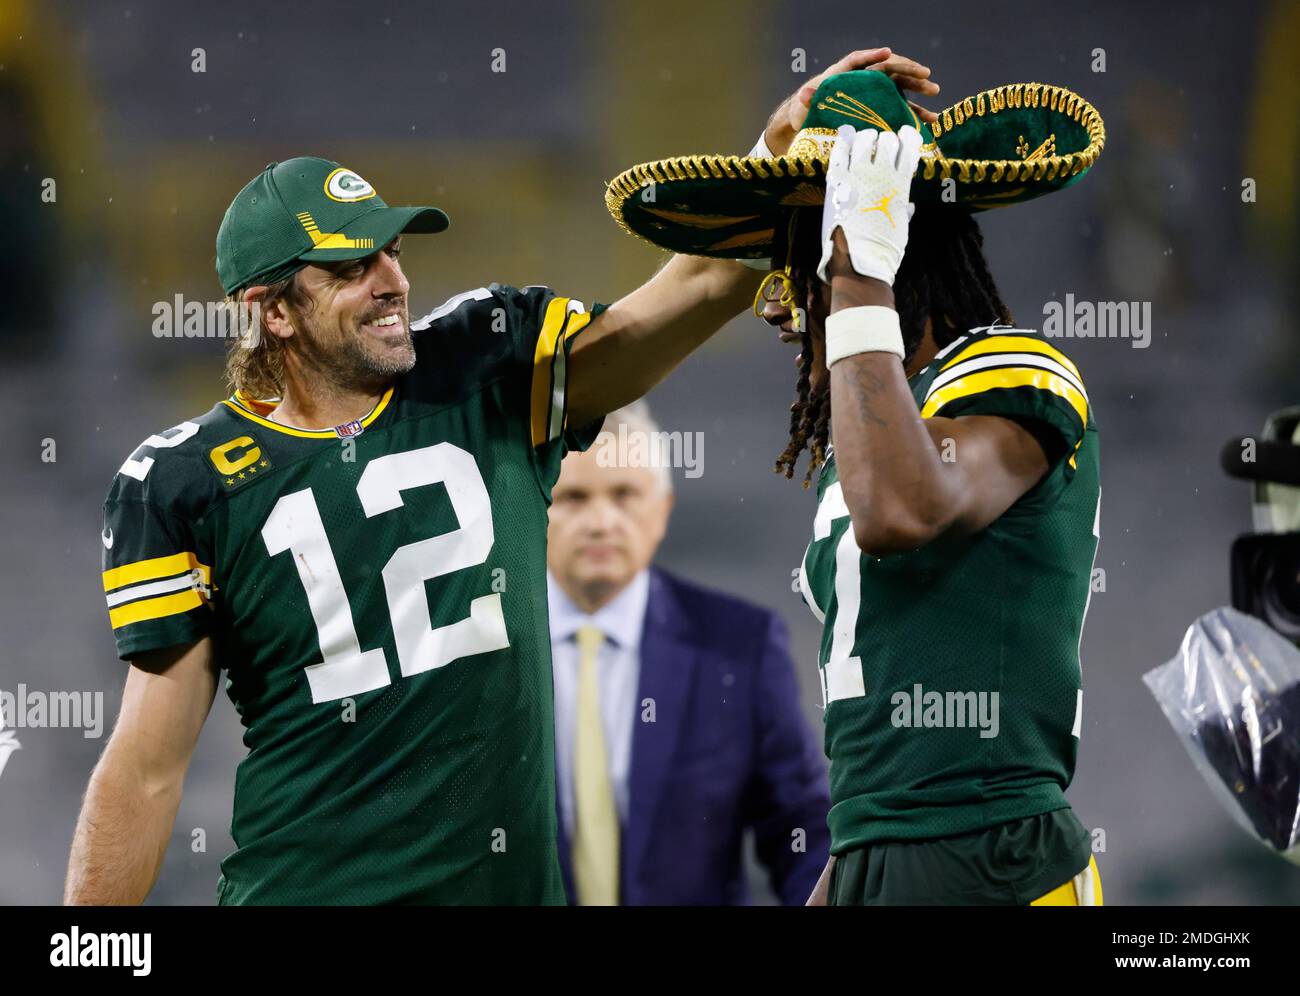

{"left": 605, "top": 69, "right": 1105, "bottom": 260}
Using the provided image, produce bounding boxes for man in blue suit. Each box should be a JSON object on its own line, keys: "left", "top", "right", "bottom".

{"left": 546, "top": 401, "right": 831, "bottom": 905}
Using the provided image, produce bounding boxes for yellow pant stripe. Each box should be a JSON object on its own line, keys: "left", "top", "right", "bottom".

{"left": 109, "top": 588, "right": 204, "bottom": 630}
{"left": 1030, "top": 856, "right": 1104, "bottom": 906}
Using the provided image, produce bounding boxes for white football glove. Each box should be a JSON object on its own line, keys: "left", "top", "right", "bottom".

{"left": 817, "top": 123, "right": 923, "bottom": 286}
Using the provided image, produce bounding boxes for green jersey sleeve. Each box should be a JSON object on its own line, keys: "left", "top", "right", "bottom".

{"left": 410, "top": 284, "right": 606, "bottom": 459}
{"left": 919, "top": 331, "right": 1091, "bottom": 476}
{"left": 492, "top": 283, "right": 606, "bottom": 456}
{"left": 101, "top": 456, "right": 215, "bottom": 662}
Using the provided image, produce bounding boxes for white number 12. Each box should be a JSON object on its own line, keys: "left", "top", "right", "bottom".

{"left": 262, "top": 442, "right": 509, "bottom": 703}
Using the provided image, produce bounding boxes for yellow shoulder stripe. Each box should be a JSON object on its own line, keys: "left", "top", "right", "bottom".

{"left": 103, "top": 551, "right": 208, "bottom": 592}
{"left": 109, "top": 588, "right": 204, "bottom": 630}
{"left": 529, "top": 298, "right": 592, "bottom": 447}
{"left": 941, "top": 335, "right": 1082, "bottom": 380}
{"left": 920, "top": 367, "right": 1088, "bottom": 426}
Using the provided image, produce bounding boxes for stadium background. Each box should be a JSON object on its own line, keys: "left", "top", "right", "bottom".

{"left": 1, "top": 0, "right": 1298, "bottom": 904}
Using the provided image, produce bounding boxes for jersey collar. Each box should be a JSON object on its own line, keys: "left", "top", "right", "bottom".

{"left": 222, "top": 387, "right": 394, "bottom": 439}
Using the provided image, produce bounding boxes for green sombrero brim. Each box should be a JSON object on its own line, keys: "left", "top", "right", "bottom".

{"left": 606, "top": 81, "right": 1106, "bottom": 259}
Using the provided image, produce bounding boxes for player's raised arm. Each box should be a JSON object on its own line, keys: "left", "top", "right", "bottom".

{"left": 565, "top": 253, "right": 760, "bottom": 426}
{"left": 566, "top": 47, "right": 939, "bottom": 426}
{"left": 815, "top": 126, "right": 1057, "bottom": 555}
{"left": 65, "top": 638, "right": 219, "bottom": 905}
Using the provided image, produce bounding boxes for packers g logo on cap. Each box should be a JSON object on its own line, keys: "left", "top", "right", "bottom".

{"left": 324, "top": 168, "right": 376, "bottom": 203}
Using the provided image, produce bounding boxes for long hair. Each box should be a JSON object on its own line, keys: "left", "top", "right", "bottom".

{"left": 774, "top": 203, "right": 1014, "bottom": 486}
{"left": 223, "top": 274, "right": 313, "bottom": 400}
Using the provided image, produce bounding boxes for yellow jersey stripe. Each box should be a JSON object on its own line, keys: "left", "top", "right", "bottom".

{"left": 222, "top": 387, "right": 394, "bottom": 438}
{"left": 920, "top": 367, "right": 1088, "bottom": 426}
{"left": 553, "top": 310, "right": 593, "bottom": 440}
{"left": 530, "top": 297, "right": 573, "bottom": 447}
{"left": 941, "top": 335, "right": 1081, "bottom": 380}
{"left": 109, "top": 587, "right": 205, "bottom": 630}
{"left": 103, "top": 551, "right": 207, "bottom": 592}
{"left": 564, "top": 310, "right": 593, "bottom": 343}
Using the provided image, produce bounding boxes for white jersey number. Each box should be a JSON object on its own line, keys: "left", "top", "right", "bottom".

{"left": 118, "top": 421, "right": 202, "bottom": 481}
{"left": 262, "top": 443, "right": 509, "bottom": 703}
{"left": 802, "top": 481, "right": 868, "bottom": 708}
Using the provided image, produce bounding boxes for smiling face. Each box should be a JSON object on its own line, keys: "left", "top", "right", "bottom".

{"left": 255, "top": 237, "right": 414, "bottom": 396}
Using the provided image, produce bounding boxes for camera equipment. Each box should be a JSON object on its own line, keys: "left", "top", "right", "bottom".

{"left": 1221, "top": 406, "right": 1300, "bottom": 644}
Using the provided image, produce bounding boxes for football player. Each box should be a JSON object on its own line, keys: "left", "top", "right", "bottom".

{"left": 65, "top": 48, "right": 938, "bottom": 905}
{"left": 764, "top": 125, "right": 1103, "bottom": 905}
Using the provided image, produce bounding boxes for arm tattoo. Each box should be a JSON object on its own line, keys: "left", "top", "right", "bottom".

{"left": 838, "top": 362, "right": 891, "bottom": 429}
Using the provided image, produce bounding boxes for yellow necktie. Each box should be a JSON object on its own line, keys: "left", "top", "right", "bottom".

{"left": 572, "top": 623, "right": 619, "bottom": 905}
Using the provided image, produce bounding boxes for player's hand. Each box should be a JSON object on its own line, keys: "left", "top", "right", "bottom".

{"left": 817, "top": 124, "right": 923, "bottom": 286}
{"left": 764, "top": 47, "right": 940, "bottom": 156}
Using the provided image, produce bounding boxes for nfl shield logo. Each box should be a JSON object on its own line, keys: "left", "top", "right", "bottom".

{"left": 334, "top": 419, "right": 364, "bottom": 438}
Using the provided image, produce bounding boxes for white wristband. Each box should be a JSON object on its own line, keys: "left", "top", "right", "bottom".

{"left": 737, "top": 130, "right": 776, "bottom": 270}
{"left": 824, "top": 306, "right": 904, "bottom": 366}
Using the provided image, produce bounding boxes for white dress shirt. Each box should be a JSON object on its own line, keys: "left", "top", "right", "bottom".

{"left": 548, "top": 569, "right": 649, "bottom": 837}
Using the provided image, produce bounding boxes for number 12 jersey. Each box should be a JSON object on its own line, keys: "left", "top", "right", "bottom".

{"left": 100, "top": 284, "right": 600, "bottom": 905}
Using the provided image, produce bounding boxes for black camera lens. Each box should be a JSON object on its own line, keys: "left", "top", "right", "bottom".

{"left": 1233, "top": 534, "right": 1300, "bottom": 642}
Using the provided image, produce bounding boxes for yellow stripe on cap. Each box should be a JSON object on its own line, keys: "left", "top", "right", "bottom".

{"left": 941, "top": 334, "right": 1082, "bottom": 380}
{"left": 103, "top": 551, "right": 209, "bottom": 592}
{"left": 920, "top": 366, "right": 1088, "bottom": 426}
{"left": 109, "top": 588, "right": 205, "bottom": 630}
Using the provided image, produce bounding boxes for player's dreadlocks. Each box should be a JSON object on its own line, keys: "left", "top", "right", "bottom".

{"left": 774, "top": 202, "right": 1015, "bottom": 486}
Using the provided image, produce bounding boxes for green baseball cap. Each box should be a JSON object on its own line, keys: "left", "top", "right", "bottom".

{"left": 215, "top": 156, "right": 450, "bottom": 294}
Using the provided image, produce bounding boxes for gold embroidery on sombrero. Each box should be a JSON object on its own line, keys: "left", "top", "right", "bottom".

{"left": 641, "top": 207, "right": 762, "bottom": 229}
{"left": 1017, "top": 134, "right": 1057, "bottom": 161}
{"left": 923, "top": 82, "right": 1105, "bottom": 186}
{"left": 818, "top": 91, "right": 894, "bottom": 131}
{"left": 787, "top": 127, "right": 838, "bottom": 160}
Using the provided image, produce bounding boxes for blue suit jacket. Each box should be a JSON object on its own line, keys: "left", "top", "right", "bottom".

{"left": 556, "top": 567, "right": 831, "bottom": 905}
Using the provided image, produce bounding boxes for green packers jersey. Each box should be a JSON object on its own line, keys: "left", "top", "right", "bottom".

{"left": 100, "top": 284, "right": 602, "bottom": 905}
{"left": 797, "top": 327, "right": 1100, "bottom": 853}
